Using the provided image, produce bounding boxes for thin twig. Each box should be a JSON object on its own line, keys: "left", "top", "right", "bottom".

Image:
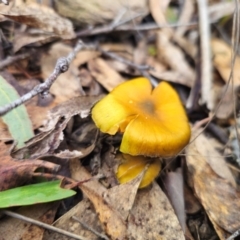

{"left": 197, "top": 0, "right": 213, "bottom": 110}
{"left": 77, "top": 21, "right": 200, "bottom": 37}
{"left": 1, "top": 210, "right": 89, "bottom": 240}
{"left": 72, "top": 216, "right": 110, "bottom": 240}
{"left": 0, "top": 52, "right": 31, "bottom": 70}
{"left": 227, "top": 229, "right": 240, "bottom": 240}
{"left": 97, "top": 47, "right": 158, "bottom": 86}
{"left": 0, "top": 40, "right": 86, "bottom": 116}
{"left": 98, "top": 47, "right": 151, "bottom": 71}
{"left": 231, "top": 0, "right": 240, "bottom": 164}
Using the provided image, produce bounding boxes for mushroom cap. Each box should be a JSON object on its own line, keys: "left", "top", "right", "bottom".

{"left": 92, "top": 77, "right": 191, "bottom": 157}
{"left": 116, "top": 154, "right": 161, "bottom": 188}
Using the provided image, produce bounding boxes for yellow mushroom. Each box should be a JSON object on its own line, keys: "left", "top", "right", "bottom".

{"left": 92, "top": 77, "right": 191, "bottom": 157}
{"left": 116, "top": 154, "right": 161, "bottom": 188}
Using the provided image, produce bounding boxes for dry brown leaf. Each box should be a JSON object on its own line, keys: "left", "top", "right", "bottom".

{"left": 73, "top": 50, "right": 100, "bottom": 67}
{"left": 88, "top": 58, "right": 125, "bottom": 91}
{"left": 174, "top": 0, "right": 194, "bottom": 37}
{"left": 0, "top": 141, "right": 59, "bottom": 191}
{"left": 13, "top": 31, "right": 57, "bottom": 53}
{"left": 184, "top": 184, "right": 202, "bottom": 215}
{"left": 70, "top": 159, "right": 127, "bottom": 239}
{"left": 54, "top": 0, "right": 149, "bottom": 26}
{"left": 0, "top": 118, "right": 11, "bottom": 141}
{"left": 164, "top": 169, "right": 185, "bottom": 232}
{"left": 0, "top": 203, "right": 58, "bottom": 240}
{"left": 80, "top": 184, "right": 127, "bottom": 240}
{"left": 156, "top": 32, "right": 195, "bottom": 87}
{"left": 26, "top": 103, "right": 58, "bottom": 130}
{"left": 0, "top": 2, "right": 75, "bottom": 39}
{"left": 106, "top": 171, "right": 144, "bottom": 220}
{"left": 13, "top": 96, "right": 101, "bottom": 159}
{"left": 43, "top": 198, "right": 102, "bottom": 240}
{"left": 213, "top": 84, "right": 234, "bottom": 120}
{"left": 212, "top": 38, "right": 240, "bottom": 85}
{"left": 133, "top": 40, "right": 147, "bottom": 66}
{"left": 41, "top": 95, "right": 102, "bottom": 132}
{"left": 186, "top": 133, "right": 240, "bottom": 236}
{"left": 193, "top": 131, "right": 235, "bottom": 186}
{"left": 127, "top": 182, "right": 185, "bottom": 240}
{"left": 44, "top": 159, "right": 106, "bottom": 240}
{"left": 149, "top": 0, "right": 170, "bottom": 25}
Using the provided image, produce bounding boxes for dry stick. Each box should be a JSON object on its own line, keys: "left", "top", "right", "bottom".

{"left": 98, "top": 48, "right": 151, "bottom": 71}
{"left": 230, "top": 0, "right": 240, "bottom": 164}
{"left": 0, "top": 52, "right": 31, "bottom": 70}
{"left": 0, "top": 40, "right": 85, "bottom": 116}
{"left": 197, "top": 0, "right": 213, "bottom": 110}
{"left": 72, "top": 216, "right": 110, "bottom": 240}
{"left": 1, "top": 210, "right": 89, "bottom": 240}
{"left": 227, "top": 230, "right": 240, "bottom": 240}
{"left": 77, "top": 21, "right": 200, "bottom": 37}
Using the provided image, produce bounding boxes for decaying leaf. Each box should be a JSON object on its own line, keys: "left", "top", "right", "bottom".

{"left": 88, "top": 58, "right": 125, "bottom": 91}
{"left": 0, "top": 141, "right": 60, "bottom": 191}
{"left": 127, "top": 182, "right": 185, "bottom": 240}
{"left": 193, "top": 130, "right": 235, "bottom": 186}
{"left": 54, "top": 0, "right": 149, "bottom": 26}
{"left": 186, "top": 131, "right": 240, "bottom": 237}
{"left": 43, "top": 198, "right": 103, "bottom": 240}
{"left": 0, "top": 203, "right": 59, "bottom": 240}
{"left": 69, "top": 157, "right": 185, "bottom": 240}
{"left": 212, "top": 38, "right": 240, "bottom": 85}
{"left": 0, "top": 2, "right": 75, "bottom": 39}
{"left": 13, "top": 95, "right": 102, "bottom": 159}
{"left": 164, "top": 168, "right": 185, "bottom": 232}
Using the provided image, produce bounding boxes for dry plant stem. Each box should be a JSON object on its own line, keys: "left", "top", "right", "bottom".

{"left": 227, "top": 229, "right": 240, "bottom": 240}
{"left": 77, "top": 22, "right": 201, "bottom": 37}
{"left": 98, "top": 47, "right": 158, "bottom": 86}
{"left": 197, "top": 0, "right": 213, "bottom": 110}
{"left": 1, "top": 210, "right": 89, "bottom": 240}
{"left": 98, "top": 48, "right": 151, "bottom": 71}
{"left": 0, "top": 40, "right": 85, "bottom": 116}
{"left": 72, "top": 216, "right": 110, "bottom": 240}
{"left": 231, "top": 0, "right": 240, "bottom": 163}
{"left": 0, "top": 52, "right": 31, "bottom": 70}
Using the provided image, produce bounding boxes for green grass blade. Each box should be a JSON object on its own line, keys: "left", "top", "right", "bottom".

{"left": 0, "top": 181, "right": 76, "bottom": 208}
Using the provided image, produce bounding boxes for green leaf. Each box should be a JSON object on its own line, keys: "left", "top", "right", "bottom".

{"left": 0, "top": 180, "right": 76, "bottom": 208}
{"left": 0, "top": 75, "right": 34, "bottom": 148}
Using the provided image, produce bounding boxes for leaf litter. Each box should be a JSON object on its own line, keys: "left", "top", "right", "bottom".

{"left": 0, "top": 0, "right": 240, "bottom": 240}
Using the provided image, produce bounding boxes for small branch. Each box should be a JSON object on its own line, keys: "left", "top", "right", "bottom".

{"left": 77, "top": 22, "right": 200, "bottom": 37}
{"left": 1, "top": 210, "right": 89, "bottom": 240}
{"left": 0, "top": 52, "right": 31, "bottom": 70}
{"left": 98, "top": 47, "right": 151, "bottom": 71}
{"left": 72, "top": 216, "right": 110, "bottom": 240}
{"left": 0, "top": 40, "right": 85, "bottom": 116}
{"left": 197, "top": 0, "right": 213, "bottom": 110}
{"left": 97, "top": 47, "right": 158, "bottom": 86}
{"left": 227, "top": 229, "right": 240, "bottom": 240}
